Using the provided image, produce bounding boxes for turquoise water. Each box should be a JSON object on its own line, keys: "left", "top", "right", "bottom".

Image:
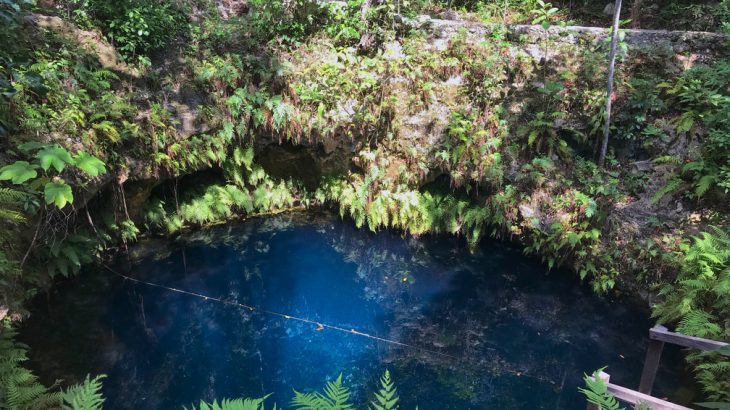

{"left": 21, "top": 212, "right": 690, "bottom": 409}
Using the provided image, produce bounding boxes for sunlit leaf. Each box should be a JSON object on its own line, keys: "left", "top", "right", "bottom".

{"left": 37, "top": 145, "right": 73, "bottom": 172}
{"left": 74, "top": 152, "right": 107, "bottom": 177}
{"left": 44, "top": 180, "right": 74, "bottom": 208}
{"left": 0, "top": 161, "right": 38, "bottom": 184}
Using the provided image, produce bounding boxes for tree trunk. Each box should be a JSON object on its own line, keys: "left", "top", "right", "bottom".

{"left": 598, "top": 0, "right": 622, "bottom": 168}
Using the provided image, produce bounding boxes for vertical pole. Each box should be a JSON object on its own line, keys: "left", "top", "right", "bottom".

{"left": 599, "top": 0, "right": 623, "bottom": 167}
{"left": 638, "top": 338, "right": 665, "bottom": 394}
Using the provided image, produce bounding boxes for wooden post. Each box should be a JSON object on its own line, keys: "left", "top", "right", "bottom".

{"left": 587, "top": 372, "right": 610, "bottom": 410}
{"left": 584, "top": 324, "right": 724, "bottom": 410}
{"left": 598, "top": 0, "right": 623, "bottom": 167}
{"left": 639, "top": 324, "right": 730, "bottom": 394}
{"left": 638, "top": 337, "right": 665, "bottom": 394}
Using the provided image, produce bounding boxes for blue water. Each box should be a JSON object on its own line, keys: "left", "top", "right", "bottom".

{"left": 21, "top": 211, "right": 691, "bottom": 409}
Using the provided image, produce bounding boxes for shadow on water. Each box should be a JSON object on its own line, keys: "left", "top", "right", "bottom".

{"left": 20, "top": 211, "right": 693, "bottom": 409}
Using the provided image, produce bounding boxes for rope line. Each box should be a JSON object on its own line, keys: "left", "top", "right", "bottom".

{"left": 103, "top": 264, "right": 459, "bottom": 360}
{"left": 102, "top": 264, "right": 560, "bottom": 385}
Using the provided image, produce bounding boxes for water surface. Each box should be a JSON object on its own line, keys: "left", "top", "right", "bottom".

{"left": 21, "top": 212, "right": 690, "bottom": 409}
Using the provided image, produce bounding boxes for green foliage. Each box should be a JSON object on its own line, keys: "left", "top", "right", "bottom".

{"left": 0, "top": 162, "right": 37, "bottom": 185}
{"left": 144, "top": 148, "right": 301, "bottom": 233}
{"left": 654, "top": 228, "right": 730, "bottom": 330}
{"left": 530, "top": 0, "right": 558, "bottom": 29}
{"left": 291, "top": 374, "right": 354, "bottom": 410}
{"left": 61, "top": 0, "right": 187, "bottom": 61}
{"left": 438, "top": 111, "right": 504, "bottom": 188}
{"left": 62, "top": 375, "right": 106, "bottom": 410}
{"left": 657, "top": 0, "right": 730, "bottom": 32}
{"left": 183, "top": 371, "right": 410, "bottom": 410}
{"left": 656, "top": 59, "right": 730, "bottom": 200}
{"left": 45, "top": 233, "right": 97, "bottom": 278}
{"left": 1, "top": 144, "right": 106, "bottom": 210}
{"left": 0, "top": 323, "right": 107, "bottom": 410}
{"left": 578, "top": 368, "right": 623, "bottom": 410}
{"left": 0, "top": 187, "right": 29, "bottom": 310}
{"left": 518, "top": 109, "right": 572, "bottom": 159}
{"left": 186, "top": 397, "right": 270, "bottom": 410}
{"left": 654, "top": 228, "right": 730, "bottom": 401}
{"left": 0, "top": 188, "right": 27, "bottom": 225}
{"left": 288, "top": 45, "right": 389, "bottom": 140}
{"left": 37, "top": 145, "right": 74, "bottom": 173}
{"left": 73, "top": 153, "right": 106, "bottom": 177}
{"left": 0, "top": 322, "right": 62, "bottom": 410}
{"left": 0, "top": 0, "right": 33, "bottom": 80}
{"left": 2, "top": 2, "right": 729, "bottom": 408}
{"left": 370, "top": 370, "right": 400, "bottom": 410}
{"left": 44, "top": 180, "right": 74, "bottom": 208}
{"left": 316, "top": 171, "right": 489, "bottom": 249}
{"left": 247, "top": 0, "right": 326, "bottom": 44}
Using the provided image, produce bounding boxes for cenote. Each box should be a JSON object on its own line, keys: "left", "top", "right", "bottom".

{"left": 20, "top": 212, "right": 691, "bottom": 409}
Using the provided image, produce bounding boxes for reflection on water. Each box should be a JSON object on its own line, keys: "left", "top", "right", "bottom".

{"left": 20, "top": 211, "right": 690, "bottom": 409}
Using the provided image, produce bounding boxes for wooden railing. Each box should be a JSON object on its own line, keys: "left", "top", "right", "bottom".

{"left": 586, "top": 325, "right": 729, "bottom": 410}
{"left": 587, "top": 371, "right": 691, "bottom": 410}
{"left": 639, "top": 325, "right": 729, "bottom": 395}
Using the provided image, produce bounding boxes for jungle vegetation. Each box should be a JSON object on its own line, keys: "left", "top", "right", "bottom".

{"left": 0, "top": 0, "right": 729, "bottom": 408}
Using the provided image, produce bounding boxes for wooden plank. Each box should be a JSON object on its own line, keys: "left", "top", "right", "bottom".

{"left": 650, "top": 325, "right": 729, "bottom": 353}
{"left": 607, "top": 382, "right": 692, "bottom": 410}
{"left": 638, "top": 338, "right": 665, "bottom": 394}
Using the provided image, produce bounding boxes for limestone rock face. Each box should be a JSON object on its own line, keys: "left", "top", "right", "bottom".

{"left": 25, "top": 13, "right": 139, "bottom": 77}
{"left": 216, "top": 0, "right": 248, "bottom": 20}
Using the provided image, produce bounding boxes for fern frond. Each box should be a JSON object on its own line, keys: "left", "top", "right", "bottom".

{"left": 0, "top": 323, "right": 62, "bottom": 409}
{"left": 186, "top": 396, "right": 270, "bottom": 410}
{"left": 370, "top": 370, "right": 399, "bottom": 410}
{"left": 578, "top": 369, "right": 624, "bottom": 410}
{"left": 62, "top": 374, "right": 106, "bottom": 410}
{"left": 677, "top": 310, "right": 722, "bottom": 338}
{"left": 291, "top": 374, "right": 353, "bottom": 410}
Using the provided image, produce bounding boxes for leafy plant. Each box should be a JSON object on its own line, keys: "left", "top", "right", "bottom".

{"left": 291, "top": 373, "right": 354, "bottom": 410}
{"left": 0, "top": 144, "right": 106, "bottom": 210}
{"left": 654, "top": 228, "right": 730, "bottom": 401}
{"left": 44, "top": 180, "right": 74, "bottom": 209}
{"left": 0, "top": 162, "right": 36, "bottom": 184}
{"left": 62, "top": 375, "right": 106, "bottom": 410}
{"left": 0, "top": 322, "right": 62, "bottom": 409}
{"left": 438, "top": 111, "right": 504, "bottom": 188}
{"left": 578, "top": 368, "right": 623, "bottom": 410}
{"left": 655, "top": 59, "right": 730, "bottom": 199}
{"left": 185, "top": 396, "right": 270, "bottom": 410}
{"left": 64, "top": 0, "right": 187, "bottom": 61}
{"left": 45, "top": 233, "right": 97, "bottom": 278}
{"left": 370, "top": 370, "right": 400, "bottom": 410}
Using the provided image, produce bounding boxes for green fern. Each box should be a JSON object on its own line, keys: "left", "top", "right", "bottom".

{"left": 578, "top": 369, "right": 624, "bottom": 410}
{"left": 677, "top": 311, "right": 722, "bottom": 339}
{"left": 370, "top": 370, "right": 399, "bottom": 410}
{"left": 186, "top": 396, "right": 271, "bottom": 410}
{"left": 291, "top": 374, "right": 354, "bottom": 410}
{"left": 45, "top": 234, "right": 97, "bottom": 278}
{"left": 62, "top": 375, "right": 106, "bottom": 410}
{"left": 0, "top": 188, "right": 27, "bottom": 225}
{"left": 654, "top": 227, "right": 730, "bottom": 401}
{"left": 650, "top": 177, "right": 683, "bottom": 204}
{"left": 0, "top": 322, "right": 62, "bottom": 410}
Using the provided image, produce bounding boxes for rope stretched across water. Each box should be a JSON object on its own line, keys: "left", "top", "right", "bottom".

{"left": 103, "top": 264, "right": 558, "bottom": 384}
{"left": 103, "top": 264, "right": 459, "bottom": 360}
